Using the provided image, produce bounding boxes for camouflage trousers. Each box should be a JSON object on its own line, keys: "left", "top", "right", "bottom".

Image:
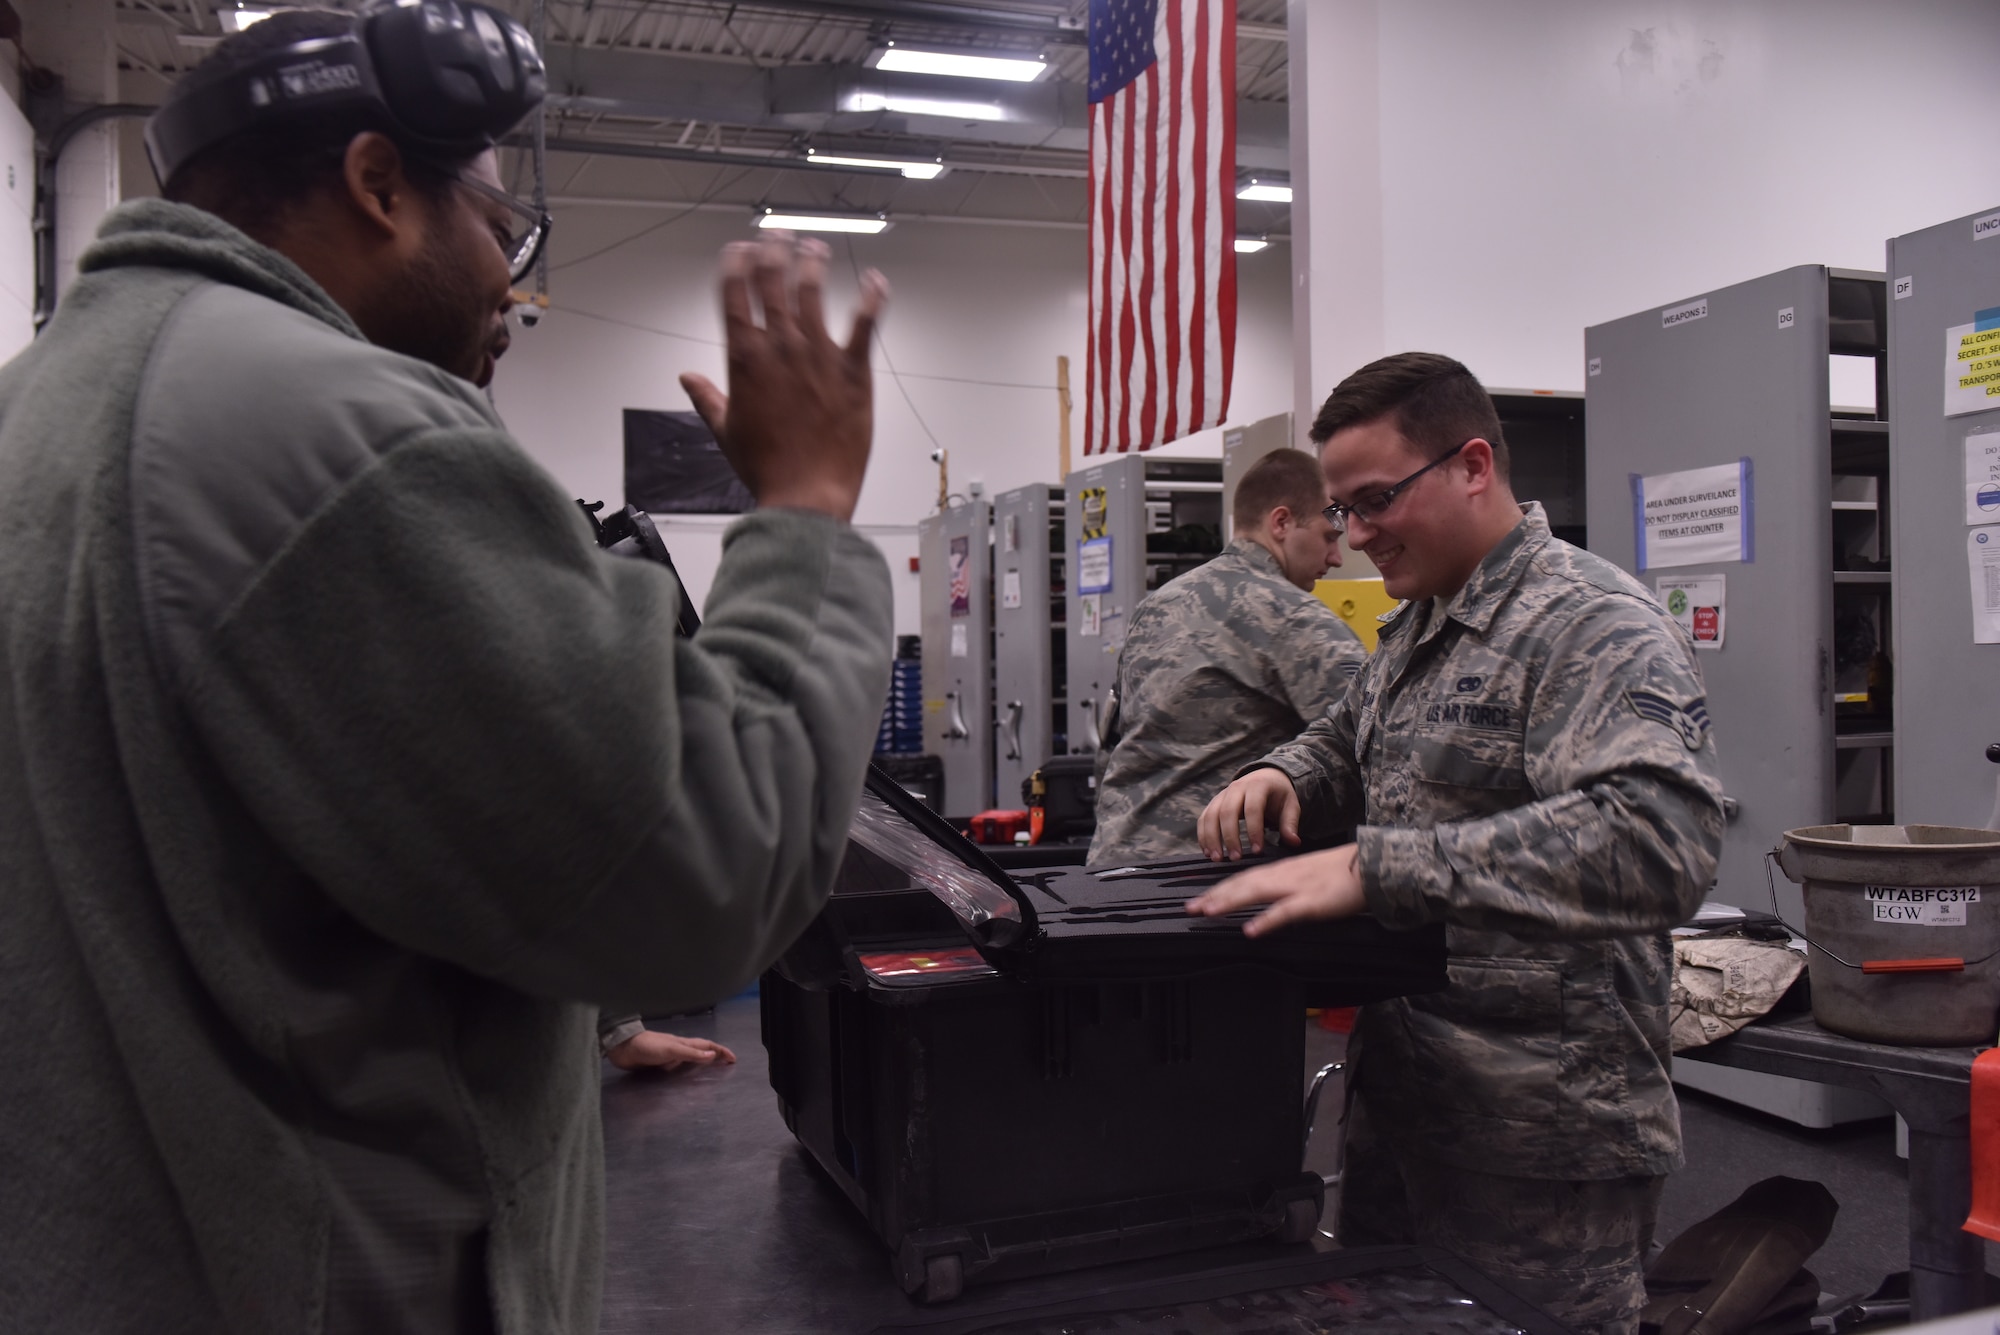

{"left": 1338, "top": 1096, "right": 1664, "bottom": 1335}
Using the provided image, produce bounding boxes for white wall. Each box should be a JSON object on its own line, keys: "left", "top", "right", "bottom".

{"left": 0, "top": 87, "right": 35, "bottom": 363}
{"left": 491, "top": 206, "right": 1295, "bottom": 633}
{"left": 41, "top": 0, "right": 120, "bottom": 303}
{"left": 1290, "top": 0, "right": 2000, "bottom": 408}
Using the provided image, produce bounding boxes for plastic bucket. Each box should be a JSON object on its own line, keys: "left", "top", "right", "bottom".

{"left": 1776, "top": 824, "right": 2000, "bottom": 1047}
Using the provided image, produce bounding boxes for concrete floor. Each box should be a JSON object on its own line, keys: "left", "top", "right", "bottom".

{"left": 607, "top": 1004, "right": 1961, "bottom": 1330}
{"left": 1302, "top": 1018, "right": 1971, "bottom": 1306}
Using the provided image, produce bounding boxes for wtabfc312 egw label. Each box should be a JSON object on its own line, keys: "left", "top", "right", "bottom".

{"left": 1866, "top": 885, "right": 1980, "bottom": 926}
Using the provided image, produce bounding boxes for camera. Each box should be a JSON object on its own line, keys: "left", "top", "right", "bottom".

{"left": 929, "top": 448, "right": 945, "bottom": 464}
{"left": 517, "top": 304, "right": 542, "bottom": 328}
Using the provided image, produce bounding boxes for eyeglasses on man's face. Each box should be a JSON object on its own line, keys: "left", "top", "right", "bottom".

{"left": 1322, "top": 439, "right": 1474, "bottom": 531}
{"left": 453, "top": 172, "right": 553, "bottom": 284}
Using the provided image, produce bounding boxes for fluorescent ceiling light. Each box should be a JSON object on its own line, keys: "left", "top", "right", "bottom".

{"left": 805, "top": 151, "right": 946, "bottom": 180}
{"left": 1233, "top": 237, "right": 1269, "bottom": 254}
{"left": 1236, "top": 180, "right": 1293, "bottom": 203}
{"left": 847, "top": 91, "right": 1007, "bottom": 122}
{"left": 218, "top": 6, "right": 275, "bottom": 30}
{"left": 757, "top": 211, "right": 891, "bottom": 235}
{"left": 873, "top": 44, "right": 1047, "bottom": 82}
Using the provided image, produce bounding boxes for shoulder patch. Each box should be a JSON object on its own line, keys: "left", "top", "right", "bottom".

{"left": 1628, "top": 690, "right": 1709, "bottom": 751}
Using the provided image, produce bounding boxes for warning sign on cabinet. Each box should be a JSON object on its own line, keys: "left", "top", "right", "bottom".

{"left": 1946, "top": 308, "right": 2000, "bottom": 417}
{"left": 1657, "top": 574, "right": 1726, "bottom": 649}
{"left": 1077, "top": 536, "right": 1113, "bottom": 595}
{"left": 1632, "top": 461, "right": 1753, "bottom": 571}
{"left": 1967, "top": 427, "right": 2000, "bottom": 523}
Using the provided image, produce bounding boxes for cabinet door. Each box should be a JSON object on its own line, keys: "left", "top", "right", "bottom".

{"left": 1064, "top": 454, "right": 1141, "bottom": 758}
{"left": 1890, "top": 210, "right": 2000, "bottom": 827}
{"left": 922, "top": 501, "right": 994, "bottom": 816}
{"left": 993, "top": 487, "right": 1053, "bottom": 803}
{"left": 1586, "top": 266, "right": 1834, "bottom": 922}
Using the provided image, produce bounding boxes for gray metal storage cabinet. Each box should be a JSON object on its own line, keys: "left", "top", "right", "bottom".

{"left": 1061, "top": 454, "right": 1223, "bottom": 757}
{"left": 1888, "top": 206, "right": 2000, "bottom": 828}
{"left": 1585, "top": 266, "right": 1890, "bottom": 922}
{"left": 992, "top": 483, "right": 1066, "bottom": 804}
{"left": 919, "top": 500, "right": 994, "bottom": 818}
{"left": 1220, "top": 411, "right": 1296, "bottom": 544}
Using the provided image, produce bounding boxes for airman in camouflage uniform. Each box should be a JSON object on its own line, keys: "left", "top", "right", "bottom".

{"left": 1088, "top": 454, "right": 1366, "bottom": 868}
{"left": 1271, "top": 503, "right": 1722, "bottom": 1327}
{"left": 1194, "top": 355, "right": 1725, "bottom": 1335}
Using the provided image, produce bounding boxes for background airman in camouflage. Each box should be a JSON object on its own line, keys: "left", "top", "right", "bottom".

{"left": 1193, "top": 354, "right": 1725, "bottom": 1335}
{"left": 1088, "top": 449, "right": 1366, "bottom": 869}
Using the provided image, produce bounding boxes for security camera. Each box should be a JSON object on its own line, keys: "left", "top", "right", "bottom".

{"left": 929, "top": 448, "right": 945, "bottom": 463}
{"left": 516, "top": 304, "right": 541, "bottom": 328}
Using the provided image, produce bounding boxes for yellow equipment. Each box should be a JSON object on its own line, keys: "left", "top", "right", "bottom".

{"left": 1312, "top": 578, "right": 1401, "bottom": 652}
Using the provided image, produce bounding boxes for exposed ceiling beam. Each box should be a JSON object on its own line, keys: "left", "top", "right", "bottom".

{"left": 549, "top": 192, "right": 1091, "bottom": 230}
{"left": 541, "top": 42, "right": 1288, "bottom": 167}
{"left": 524, "top": 135, "right": 898, "bottom": 175}
{"left": 572, "top": 0, "right": 1080, "bottom": 44}
{"left": 520, "top": 131, "right": 1094, "bottom": 180}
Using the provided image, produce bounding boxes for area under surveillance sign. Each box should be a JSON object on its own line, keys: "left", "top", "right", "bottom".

{"left": 1867, "top": 885, "right": 1979, "bottom": 927}
{"left": 1632, "top": 460, "right": 1754, "bottom": 571}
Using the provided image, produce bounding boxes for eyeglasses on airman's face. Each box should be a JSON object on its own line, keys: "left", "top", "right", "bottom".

{"left": 451, "top": 171, "right": 553, "bottom": 284}
{"left": 1322, "top": 439, "right": 1474, "bottom": 531}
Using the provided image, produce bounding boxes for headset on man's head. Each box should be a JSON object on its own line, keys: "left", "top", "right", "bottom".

{"left": 144, "top": 0, "right": 546, "bottom": 187}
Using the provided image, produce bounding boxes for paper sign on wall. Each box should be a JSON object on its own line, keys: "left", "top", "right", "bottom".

{"left": 1970, "top": 527, "right": 2000, "bottom": 644}
{"left": 1001, "top": 570, "right": 1022, "bottom": 609}
{"left": 1657, "top": 574, "right": 1726, "bottom": 649}
{"left": 1966, "top": 427, "right": 2000, "bottom": 524}
{"left": 1078, "top": 593, "right": 1102, "bottom": 637}
{"left": 950, "top": 622, "right": 969, "bottom": 657}
{"left": 1946, "top": 308, "right": 2000, "bottom": 417}
{"left": 1631, "top": 460, "right": 1753, "bottom": 572}
{"left": 1077, "top": 536, "right": 1113, "bottom": 595}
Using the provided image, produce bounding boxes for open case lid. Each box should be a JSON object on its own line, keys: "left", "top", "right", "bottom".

{"left": 852, "top": 763, "right": 1040, "bottom": 950}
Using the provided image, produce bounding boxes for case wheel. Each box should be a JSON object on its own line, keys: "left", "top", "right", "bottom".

{"left": 921, "top": 1253, "right": 964, "bottom": 1303}
{"left": 1277, "top": 1196, "right": 1320, "bottom": 1244}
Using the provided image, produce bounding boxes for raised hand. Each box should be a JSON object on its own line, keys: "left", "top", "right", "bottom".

{"left": 678, "top": 233, "right": 890, "bottom": 523}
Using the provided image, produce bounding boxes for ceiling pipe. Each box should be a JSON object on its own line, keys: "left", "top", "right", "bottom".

{"left": 35, "top": 103, "right": 154, "bottom": 330}
{"left": 517, "top": 134, "right": 903, "bottom": 175}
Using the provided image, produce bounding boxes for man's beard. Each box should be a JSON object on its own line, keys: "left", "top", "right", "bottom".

{"left": 376, "top": 225, "right": 496, "bottom": 385}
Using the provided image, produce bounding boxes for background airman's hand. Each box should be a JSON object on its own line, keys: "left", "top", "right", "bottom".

{"left": 605, "top": 1031, "right": 738, "bottom": 1074}
{"left": 1197, "top": 767, "right": 1302, "bottom": 861}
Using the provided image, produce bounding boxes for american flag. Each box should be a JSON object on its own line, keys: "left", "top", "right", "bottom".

{"left": 1085, "top": 0, "right": 1236, "bottom": 456}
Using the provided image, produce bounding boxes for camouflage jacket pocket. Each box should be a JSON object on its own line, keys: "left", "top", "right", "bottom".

{"left": 1412, "top": 728, "right": 1525, "bottom": 792}
{"left": 1390, "top": 956, "right": 1565, "bottom": 1124}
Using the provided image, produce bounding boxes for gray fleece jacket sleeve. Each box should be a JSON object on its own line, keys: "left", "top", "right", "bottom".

{"left": 176, "top": 428, "right": 892, "bottom": 1014}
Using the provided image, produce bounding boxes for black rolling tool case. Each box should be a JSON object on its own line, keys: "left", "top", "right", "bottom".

{"left": 761, "top": 767, "right": 1448, "bottom": 1303}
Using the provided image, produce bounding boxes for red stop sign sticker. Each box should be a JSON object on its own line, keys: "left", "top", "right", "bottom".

{"left": 1691, "top": 606, "right": 1720, "bottom": 640}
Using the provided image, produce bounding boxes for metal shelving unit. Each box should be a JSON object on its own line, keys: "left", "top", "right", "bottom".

{"left": 993, "top": 483, "right": 1066, "bottom": 804}
{"left": 1887, "top": 204, "right": 2000, "bottom": 828}
{"left": 1062, "top": 454, "right": 1223, "bottom": 756}
{"left": 1586, "top": 264, "right": 1891, "bottom": 922}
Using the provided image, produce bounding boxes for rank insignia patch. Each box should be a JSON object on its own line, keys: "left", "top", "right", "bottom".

{"left": 1627, "top": 690, "right": 1710, "bottom": 751}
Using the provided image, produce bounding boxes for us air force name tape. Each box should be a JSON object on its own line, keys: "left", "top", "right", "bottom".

{"left": 145, "top": 0, "right": 547, "bottom": 186}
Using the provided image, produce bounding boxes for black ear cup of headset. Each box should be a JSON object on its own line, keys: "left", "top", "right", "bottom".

{"left": 365, "top": 0, "right": 544, "bottom": 146}
{"left": 144, "top": 0, "right": 546, "bottom": 186}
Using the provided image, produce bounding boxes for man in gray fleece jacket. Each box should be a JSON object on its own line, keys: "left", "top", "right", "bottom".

{"left": 0, "top": 10, "right": 892, "bottom": 1333}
